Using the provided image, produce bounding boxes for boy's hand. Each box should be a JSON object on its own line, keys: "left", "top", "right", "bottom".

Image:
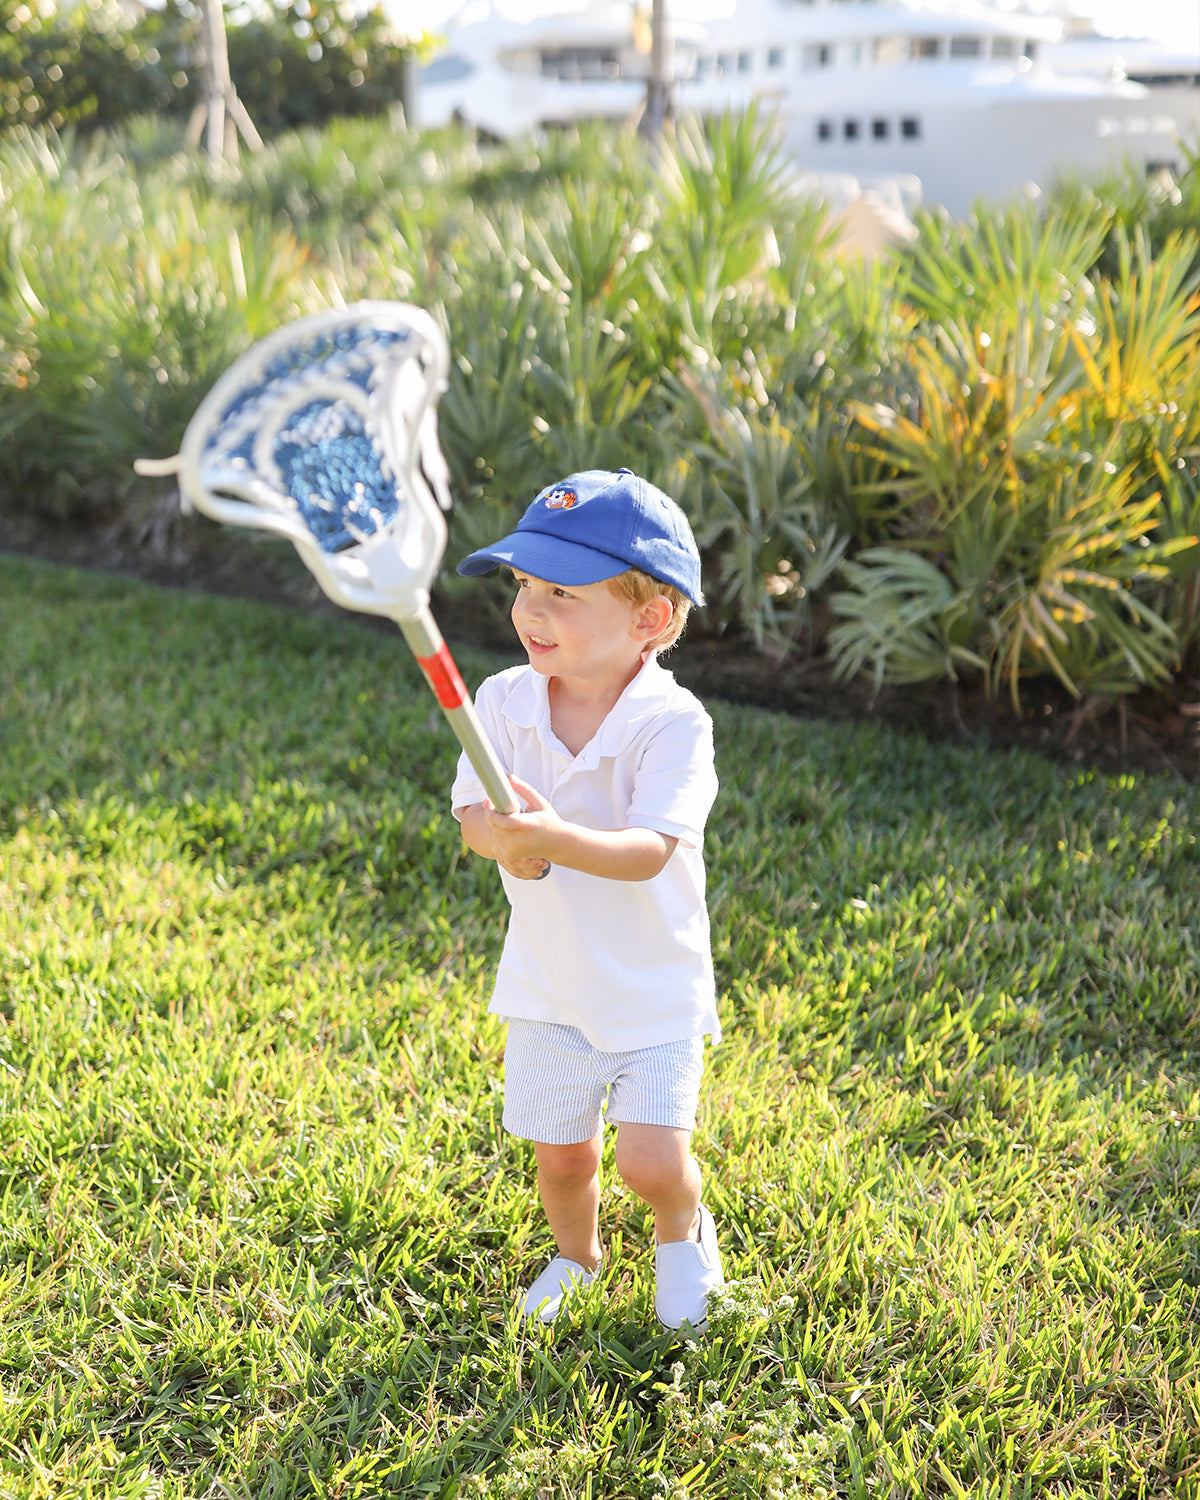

{"left": 485, "top": 776, "right": 560, "bottom": 878}
{"left": 469, "top": 777, "right": 675, "bottom": 883}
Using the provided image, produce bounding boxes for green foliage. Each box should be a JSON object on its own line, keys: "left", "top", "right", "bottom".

{"left": 1047, "top": 141, "right": 1200, "bottom": 283}
{"left": 1, "top": 111, "right": 1198, "bottom": 710}
{"left": 829, "top": 205, "right": 1200, "bottom": 703}
{"left": 0, "top": 128, "right": 327, "bottom": 517}
{"left": 0, "top": 0, "right": 177, "bottom": 132}
{"left": 664, "top": 363, "right": 848, "bottom": 645}
{"left": 222, "top": 0, "right": 414, "bottom": 135}
{"left": 2, "top": 556, "right": 1198, "bottom": 1498}
{"left": 0, "top": 0, "right": 419, "bottom": 138}
{"left": 651, "top": 107, "right": 798, "bottom": 362}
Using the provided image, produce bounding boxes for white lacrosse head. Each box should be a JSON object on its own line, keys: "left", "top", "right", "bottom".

{"left": 171, "top": 302, "right": 453, "bottom": 621}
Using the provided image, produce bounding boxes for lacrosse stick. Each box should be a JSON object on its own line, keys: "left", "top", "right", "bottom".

{"left": 134, "top": 301, "right": 520, "bottom": 819}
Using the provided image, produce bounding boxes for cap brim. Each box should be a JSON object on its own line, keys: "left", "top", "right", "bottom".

{"left": 456, "top": 531, "right": 629, "bottom": 586}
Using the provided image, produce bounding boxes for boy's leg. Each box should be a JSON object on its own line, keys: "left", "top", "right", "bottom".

{"left": 518, "top": 1135, "right": 604, "bottom": 1323}
{"left": 534, "top": 1134, "right": 604, "bottom": 1271}
{"left": 503, "top": 1021, "right": 610, "bottom": 1322}
{"left": 614, "top": 1119, "right": 723, "bottom": 1330}
{"left": 612, "top": 1122, "right": 700, "bottom": 1244}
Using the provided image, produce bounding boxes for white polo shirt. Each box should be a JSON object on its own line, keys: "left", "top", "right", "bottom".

{"left": 451, "top": 654, "right": 721, "bottom": 1050}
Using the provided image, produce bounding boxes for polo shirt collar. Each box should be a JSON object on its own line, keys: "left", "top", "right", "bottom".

{"left": 501, "top": 654, "right": 674, "bottom": 761}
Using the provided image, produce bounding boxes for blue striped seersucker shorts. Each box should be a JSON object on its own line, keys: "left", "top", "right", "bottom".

{"left": 501, "top": 1018, "right": 706, "bottom": 1145}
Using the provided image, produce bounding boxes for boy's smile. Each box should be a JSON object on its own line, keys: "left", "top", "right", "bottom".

{"left": 510, "top": 571, "right": 649, "bottom": 694}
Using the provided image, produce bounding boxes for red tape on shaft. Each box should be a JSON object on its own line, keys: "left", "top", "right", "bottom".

{"left": 417, "top": 643, "right": 469, "bottom": 711}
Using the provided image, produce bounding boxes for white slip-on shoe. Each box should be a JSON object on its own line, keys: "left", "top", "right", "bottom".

{"left": 655, "top": 1204, "right": 724, "bottom": 1330}
{"left": 519, "top": 1255, "right": 598, "bottom": 1325}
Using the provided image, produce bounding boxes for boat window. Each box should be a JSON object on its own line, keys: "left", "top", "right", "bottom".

{"left": 802, "top": 43, "right": 833, "bottom": 69}
{"left": 949, "top": 36, "right": 982, "bottom": 59}
{"left": 900, "top": 116, "right": 921, "bottom": 139}
{"left": 1025, "top": 41, "right": 1039, "bottom": 61}
{"left": 421, "top": 53, "right": 476, "bottom": 84}
{"left": 1131, "top": 70, "right": 1200, "bottom": 86}
{"left": 991, "top": 37, "right": 1019, "bottom": 60}
{"left": 817, "top": 119, "right": 833, "bottom": 140}
{"left": 696, "top": 55, "right": 714, "bottom": 79}
{"left": 910, "top": 37, "right": 940, "bottom": 60}
{"left": 539, "top": 47, "right": 621, "bottom": 81}
{"left": 843, "top": 118, "right": 860, "bottom": 140}
{"left": 737, "top": 51, "right": 753, "bottom": 73}
{"left": 872, "top": 118, "right": 889, "bottom": 139}
{"left": 767, "top": 47, "right": 785, "bottom": 69}
{"left": 873, "top": 37, "right": 907, "bottom": 66}
{"left": 717, "top": 53, "right": 734, "bottom": 74}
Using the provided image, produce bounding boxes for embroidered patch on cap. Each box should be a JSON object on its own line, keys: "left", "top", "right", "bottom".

{"left": 541, "top": 485, "right": 578, "bottom": 510}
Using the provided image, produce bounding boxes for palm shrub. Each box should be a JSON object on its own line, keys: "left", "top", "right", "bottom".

{"left": 214, "top": 116, "right": 427, "bottom": 250}
{"left": 657, "top": 209, "right": 913, "bottom": 643}
{"left": 208, "top": 115, "right": 490, "bottom": 265}
{"left": 1064, "top": 228, "right": 1200, "bottom": 670}
{"left": 902, "top": 191, "right": 1112, "bottom": 330}
{"left": 460, "top": 118, "right": 643, "bottom": 209}
{"left": 0, "top": 129, "right": 327, "bottom": 518}
{"left": 431, "top": 206, "right": 548, "bottom": 559}
{"left": 3, "top": 113, "right": 1196, "bottom": 691}
{"left": 762, "top": 248, "right": 919, "bottom": 551}
{"left": 663, "top": 363, "right": 848, "bottom": 645}
{"left": 434, "top": 160, "right": 671, "bottom": 583}
{"left": 521, "top": 177, "right": 670, "bottom": 479}
{"left": 828, "top": 200, "right": 1199, "bottom": 705}
{"left": 649, "top": 106, "right": 796, "bottom": 368}
{"left": 1044, "top": 142, "right": 1200, "bottom": 284}
{"left": 829, "top": 452, "right": 1180, "bottom": 702}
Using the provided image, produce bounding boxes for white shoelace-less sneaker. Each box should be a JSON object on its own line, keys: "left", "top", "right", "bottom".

{"left": 518, "top": 1255, "right": 599, "bottom": 1324}
{"left": 654, "top": 1204, "right": 724, "bottom": 1330}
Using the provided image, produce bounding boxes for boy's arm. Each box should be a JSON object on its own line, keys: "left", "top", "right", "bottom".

{"left": 482, "top": 776, "right": 677, "bottom": 883}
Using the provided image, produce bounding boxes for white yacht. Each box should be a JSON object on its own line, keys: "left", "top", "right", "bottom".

{"left": 415, "top": 1, "right": 707, "bottom": 140}
{"left": 415, "top": 0, "right": 1200, "bottom": 217}
{"left": 695, "top": 0, "right": 1200, "bottom": 214}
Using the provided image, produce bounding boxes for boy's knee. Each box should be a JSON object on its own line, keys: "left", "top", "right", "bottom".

{"left": 614, "top": 1125, "right": 692, "bottom": 1199}
{"left": 535, "top": 1137, "right": 602, "bottom": 1188}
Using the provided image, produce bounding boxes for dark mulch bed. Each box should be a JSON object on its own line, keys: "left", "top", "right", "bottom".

{"left": 4, "top": 506, "right": 1197, "bottom": 783}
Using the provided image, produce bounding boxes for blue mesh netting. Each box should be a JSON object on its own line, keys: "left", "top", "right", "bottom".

{"left": 274, "top": 399, "right": 399, "bottom": 552}
{"left": 203, "top": 322, "right": 416, "bottom": 553}
{"left": 214, "top": 324, "right": 411, "bottom": 433}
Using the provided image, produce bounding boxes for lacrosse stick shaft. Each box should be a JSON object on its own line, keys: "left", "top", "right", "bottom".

{"left": 398, "top": 607, "right": 521, "bottom": 815}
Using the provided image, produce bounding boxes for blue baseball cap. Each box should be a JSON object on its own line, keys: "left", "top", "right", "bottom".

{"left": 455, "top": 468, "right": 703, "bottom": 605}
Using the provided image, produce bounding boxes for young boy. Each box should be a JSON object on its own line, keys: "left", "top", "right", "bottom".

{"left": 450, "top": 467, "right": 725, "bottom": 1330}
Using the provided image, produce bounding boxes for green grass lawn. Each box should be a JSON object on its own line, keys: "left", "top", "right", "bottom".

{"left": 1, "top": 554, "right": 1197, "bottom": 1500}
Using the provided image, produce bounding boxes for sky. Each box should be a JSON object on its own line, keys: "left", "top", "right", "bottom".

{"left": 386, "top": 0, "right": 1200, "bottom": 53}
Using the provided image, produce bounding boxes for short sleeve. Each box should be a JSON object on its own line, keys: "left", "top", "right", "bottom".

{"left": 626, "top": 705, "right": 718, "bottom": 848}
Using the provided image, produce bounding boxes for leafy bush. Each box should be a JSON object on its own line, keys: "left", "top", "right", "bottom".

{"left": 1048, "top": 141, "right": 1200, "bottom": 283}
{"left": 827, "top": 205, "right": 1200, "bottom": 703}
{"left": 1, "top": 110, "right": 1197, "bottom": 712}
{"left": 0, "top": 0, "right": 177, "bottom": 132}
{"left": 0, "top": 0, "right": 420, "bottom": 138}
{"left": 0, "top": 129, "right": 327, "bottom": 516}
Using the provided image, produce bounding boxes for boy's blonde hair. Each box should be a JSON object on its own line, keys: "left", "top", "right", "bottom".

{"left": 607, "top": 568, "right": 692, "bottom": 652}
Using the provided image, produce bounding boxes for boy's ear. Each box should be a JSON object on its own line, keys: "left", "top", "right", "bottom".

{"left": 632, "top": 594, "right": 674, "bottom": 643}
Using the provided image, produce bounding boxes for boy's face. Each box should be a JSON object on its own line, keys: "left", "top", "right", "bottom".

{"left": 510, "top": 571, "right": 648, "bottom": 687}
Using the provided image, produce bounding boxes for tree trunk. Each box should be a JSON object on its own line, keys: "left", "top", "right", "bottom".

{"left": 186, "top": 0, "right": 263, "bottom": 162}
{"left": 641, "top": 0, "right": 669, "bottom": 142}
